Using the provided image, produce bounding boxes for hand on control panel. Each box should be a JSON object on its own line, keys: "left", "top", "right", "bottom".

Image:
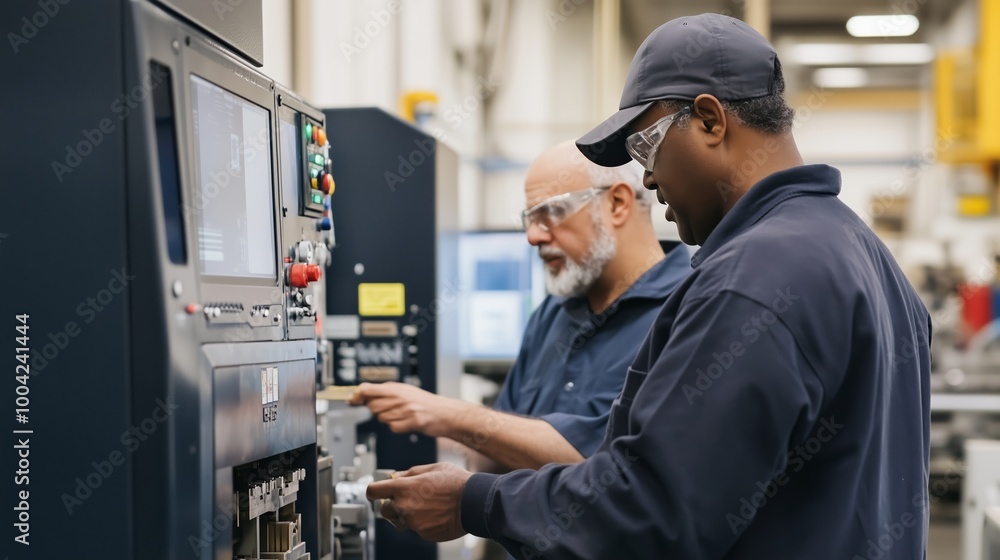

{"left": 348, "top": 381, "right": 471, "bottom": 439}
{"left": 366, "top": 462, "right": 471, "bottom": 542}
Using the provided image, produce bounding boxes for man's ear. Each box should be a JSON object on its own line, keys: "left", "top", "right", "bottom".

{"left": 607, "top": 182, "right": 635, "bottom": 227}
{"left": 691, "top": 94, "right": 726, "bottom": 147}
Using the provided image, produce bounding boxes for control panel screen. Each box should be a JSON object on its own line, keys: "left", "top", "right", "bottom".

{"left": 190, "top": 74, "right": 276, "bottom": 279}
{"left": 279, "top": 115, "right": 300, "bottom": 215}
{"left": 458, "top": 231, "right": 546, "bottom": 359}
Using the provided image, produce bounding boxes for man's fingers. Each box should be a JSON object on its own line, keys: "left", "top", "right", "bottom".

{"left": 356, "top": 381, "right": 403, "bottom": 399}
{"left": 368, "top": 399, "right": 409, "bottom": 422}
{"left": 368, "top": 398, "right": 405, "bottom": 415}
{"left": 399, "top": 463, "right": 442, "bottom": 477}
{"left": 377, "top": 499, "right": 406, "bottom": 529}
{"left": 366, "top": 479, "right": 400, "bottom": 500}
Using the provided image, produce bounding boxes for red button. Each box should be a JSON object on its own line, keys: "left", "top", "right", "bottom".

{"left": 321, "top": 173, "right": 334, "bottom": 194}
{"left": 185, "top": 303, "right": 200, "bottom": 314}
{"left": 289, "top": 263, "right": 322, "bottom": 288}
{"left": 306, "top": 264, "right": 322, "bottom": 282}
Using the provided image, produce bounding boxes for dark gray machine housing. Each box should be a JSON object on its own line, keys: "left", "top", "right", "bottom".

{"left": 1, "top": 1, "right": 333, "bottom": 558}
{"left": 323, "top": 108, "right": 461, "bottom": 560}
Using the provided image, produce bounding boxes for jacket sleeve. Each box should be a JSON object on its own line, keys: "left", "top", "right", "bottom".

{"left": 461, "top": 291, "right": 826, "bottom": 560}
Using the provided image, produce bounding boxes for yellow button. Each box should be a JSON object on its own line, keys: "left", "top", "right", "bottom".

{"left": 311, "top": 177, "right": 317, "bottom": 190}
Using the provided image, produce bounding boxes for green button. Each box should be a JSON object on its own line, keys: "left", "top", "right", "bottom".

{"left": 312, "top": 193, "right": 323, "bottom": 205}
{"left": 305, "top": 122, "right": 313, "bottom": 139}
{"left": 312, "top": 154, "right": 325, "bottom": 165}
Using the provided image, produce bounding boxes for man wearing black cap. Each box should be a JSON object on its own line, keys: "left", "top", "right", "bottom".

{"left": 368, "top": 13, "right": 932, "bottom": 559}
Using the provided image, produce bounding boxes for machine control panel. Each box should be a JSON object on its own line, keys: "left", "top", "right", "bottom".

{"left": 302, "top": 117, "right": 333, "bottom": 217}
{"left": 278, "top": 96, "right": 336, "bottom": 338}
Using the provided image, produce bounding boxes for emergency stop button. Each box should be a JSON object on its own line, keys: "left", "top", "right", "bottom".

{"left": 289, "top": 263, "right": 322, "bottom": 288}
{"left": 321, "top": 173, "right": 335, "bottom": 194}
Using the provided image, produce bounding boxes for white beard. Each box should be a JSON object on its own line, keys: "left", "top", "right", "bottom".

{"left": 541, "top": 208, "right": 617, "bottom": 298}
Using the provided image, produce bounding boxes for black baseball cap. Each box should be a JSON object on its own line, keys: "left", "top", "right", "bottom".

{"left": 577, "top": 13, "right": 778, "bottom": 167}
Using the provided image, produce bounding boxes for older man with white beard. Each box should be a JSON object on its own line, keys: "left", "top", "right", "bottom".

{"left": 350, "top": 140, "right": 690, "bottom": 472}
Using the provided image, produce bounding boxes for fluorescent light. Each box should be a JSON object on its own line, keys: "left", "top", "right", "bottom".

{"left": 790, "top": 44, "right": 857, "bottom": 65}
{"left": 788, "top": 43, "right": 934, "bottom": 65}
{"left": 813, "top": 67, "right": 869, "bottom": 88}
{"left": 860, "top": 44, "right": 934, "bottom": 64}
{"left": 847, "top": 15, "right": 920, "bottom": 38}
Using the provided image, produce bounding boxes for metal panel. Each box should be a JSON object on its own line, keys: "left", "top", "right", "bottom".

{"left": 213, "top": 358, "right": 317, "bottom": 467}
{"left": 153, "top": 0, "right": 264, "bottom": 66}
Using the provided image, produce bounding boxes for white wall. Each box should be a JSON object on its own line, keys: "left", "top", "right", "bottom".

{"left": 481, "top": 0, "right": 599, "bottom": 229}
{"left": 259, "top": 0, "right": 293, "bottom": 86}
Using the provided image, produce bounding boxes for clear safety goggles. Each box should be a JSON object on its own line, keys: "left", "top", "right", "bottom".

{"left": 520, "top": 186, "right": 611, "bottom": 232}
{"left": 625, "top": 107, "right": 690, "bottom": 172}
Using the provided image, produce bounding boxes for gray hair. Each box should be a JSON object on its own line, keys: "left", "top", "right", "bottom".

{"left": 585, "top": 158, "right": 651, "bottom": 207}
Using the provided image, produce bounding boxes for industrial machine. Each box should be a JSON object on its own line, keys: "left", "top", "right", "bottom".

{"left": 2, "top": 1, "right": 335, "bottom": 558}
{"left": 321, "top": 108, "right": 462, "bottom": 560}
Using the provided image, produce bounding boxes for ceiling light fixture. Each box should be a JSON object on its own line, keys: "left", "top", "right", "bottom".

{"left": 847, "top": 15, "right": 920, "bottom": 38}
{"left": 813, "top": 67, "right": 870, "bottom": 88}
{"left": 788, "top": 43, "right": 934, "bottom": 66}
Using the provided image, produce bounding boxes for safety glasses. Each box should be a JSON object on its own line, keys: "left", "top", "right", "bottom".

{"left": 626, "top": 107, "right": 690, "bottom": 173}
{"left": 520, "top": 186, "right": 611, "bottom": 232}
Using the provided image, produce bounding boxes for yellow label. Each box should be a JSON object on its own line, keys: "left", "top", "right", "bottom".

{"left": 958, "top": 195, "right": 991, "bottom": 217}
{"left": 358, "top": 283, "right": 406, "bottom": 316}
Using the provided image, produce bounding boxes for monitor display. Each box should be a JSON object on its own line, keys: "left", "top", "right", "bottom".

{"left": 190, "top": 74, "right": 276, "bottom": 279}
{"left": 458, "top": 231, "right": 546, "bottom": 360}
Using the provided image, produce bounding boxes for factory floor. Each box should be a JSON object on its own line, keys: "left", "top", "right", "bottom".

{"left": 929, "top": 520, "right": 962, "bottom": 559}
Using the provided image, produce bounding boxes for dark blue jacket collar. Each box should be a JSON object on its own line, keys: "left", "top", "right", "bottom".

{"left": 691, "top": 164, "right": 842, "bottom": 268}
